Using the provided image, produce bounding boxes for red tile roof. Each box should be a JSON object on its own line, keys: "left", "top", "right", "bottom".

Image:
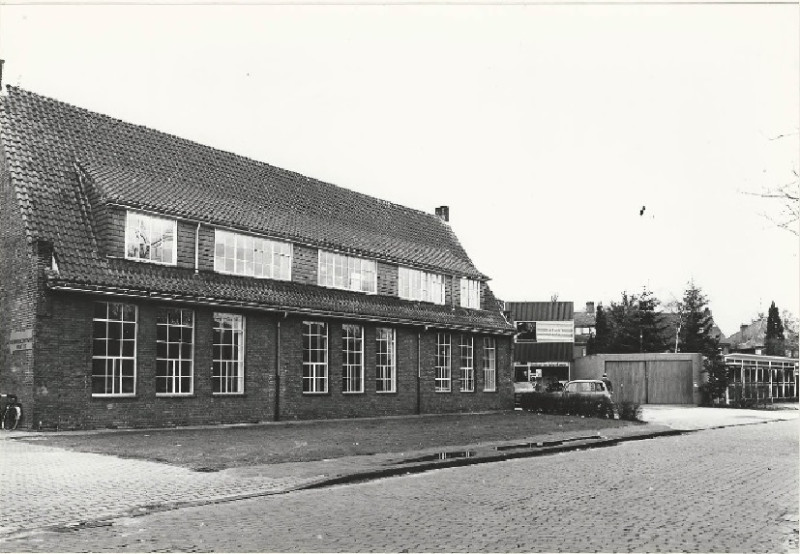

{"left": 1, "top": 86, "right": 511, "bottom": 333}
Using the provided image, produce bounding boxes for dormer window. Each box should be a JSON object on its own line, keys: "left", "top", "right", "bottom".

{"left": 398, "top": 267, "right": 445, "bottom": 305}
{"left": 318, "top": 251, "right": 376, "bottom": 294}
{"left": 125, "top": 211, "right": 176, "bottom": 265}
{"left": 460, "top": 278, "right": 481, "bottom": 309}
{"left": 214, "top": 229, "right": 292, "bottom": 280}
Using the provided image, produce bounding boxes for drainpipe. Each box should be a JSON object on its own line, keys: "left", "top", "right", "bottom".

{"left": 416, "top": 329, "right": 423, "bottom": 415}
{"left": 194, "top": 223, "right": 201, "bottom": 274}
{"left": 275, "top": 312, "right": 288, "bottom": 421}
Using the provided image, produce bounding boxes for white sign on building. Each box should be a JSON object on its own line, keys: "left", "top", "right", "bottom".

{"left": 535, "top": 321, "right": 574, "bottom": 343}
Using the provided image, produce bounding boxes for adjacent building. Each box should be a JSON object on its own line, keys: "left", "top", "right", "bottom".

{"left": 506, "top": 301, "right": 574, "bottom": 390}
{"left": 0, "top": 86, "right": 515, "bottom": 430}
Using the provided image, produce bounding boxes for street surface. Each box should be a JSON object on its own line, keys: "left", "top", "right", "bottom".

{"left": 2, "top": 419, "right": 797, "bottom": 553}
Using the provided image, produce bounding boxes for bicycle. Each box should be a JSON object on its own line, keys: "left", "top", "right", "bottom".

{"left": 1, "top": 394, "right": 22, "bottom": 430}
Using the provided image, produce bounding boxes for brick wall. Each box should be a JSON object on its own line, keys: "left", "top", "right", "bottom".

{"left": 104, "top": 208, "right": 126, "bottom": 257}
{"left": 176, "top": 221, "right": 197, "bottom": 269}
{"left": 0, "top": 152, "right": 37, "bottom": 428}
{"left": 33, "top": 293, "right": 513, "bottom": 429}
{"left": 377, "top": 262, "right": 398, "bottom": 297}
{"left": 292, "top": 244, "right": 317, "bottom": 285}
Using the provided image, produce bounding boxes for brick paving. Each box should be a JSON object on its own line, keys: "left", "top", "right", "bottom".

{"left": 2, "top": 419, "right": 796, "bottom": 552}
{"left": 0, "top": 406, "right": 796, "bottom": 551}
{"left": 0, "top": 440, "right": 323, "bottom": 536}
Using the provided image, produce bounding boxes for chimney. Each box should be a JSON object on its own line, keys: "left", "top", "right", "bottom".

{"left": 740, "top": 324, "right": 748, "bottom": 335}
{"left": 435, "top": 205, "right": 449, "bottom": 222}
{"left": 586, "top": 301, "right": 595, "bottom": 314}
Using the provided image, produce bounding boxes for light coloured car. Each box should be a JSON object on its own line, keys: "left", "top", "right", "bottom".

{"left": 562, "top": 379, "right": 612, "bottom": 399}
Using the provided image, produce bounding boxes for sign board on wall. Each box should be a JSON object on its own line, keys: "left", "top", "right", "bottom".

{"left": 535, "top": 321, "right": 574, "bottom": 343}
{"left": 8, "top": 329, "right": 33, "bottom": 353}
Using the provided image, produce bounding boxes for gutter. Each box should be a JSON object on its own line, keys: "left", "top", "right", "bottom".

{"left": 47, "top": 282, "right": 517, "bottom": 336}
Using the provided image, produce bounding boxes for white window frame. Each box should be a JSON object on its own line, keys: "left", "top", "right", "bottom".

{"left": 398, "top": 267, "right": 445, "bottom": 305}
{"left": 459, "top": 278, "right": 482, "bottom": 309}
{"left": 125, "top": 211, "right": 177, "bottom": 265}
{"left": 303, "top": 321, "right": 329, "bottom": 394}
{"left": 214, "top": 229, "right": 292, "bottom": 281}
{"left": 92, "top": 302, "right": 137, "bottom": 397}
{"left": 376, "top": 328, "right": 397, "bottom": 393}
{"left": 435, "top": 333, "right": 452, "bottom": 392}
{"left": 342, "top": 324, "right": 365, "bottom": 394}
{"left": 483, "top": 337, "right": 497, "bottom": 392}
{"left": 317, "top": 250, "right": 377, "bottom": 294}
{"left": 459, "top": 335, "right": 475, "bottom": 392}
{"left": 156, "top": 308, "right": 194, "bottom": 396}
{"left": 212, "top": 313, "right": 245, "bottom": 395}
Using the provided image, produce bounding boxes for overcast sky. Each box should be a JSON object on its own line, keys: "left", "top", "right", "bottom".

{"left": 1, "top": 1, "right": 798, "bottom": 336}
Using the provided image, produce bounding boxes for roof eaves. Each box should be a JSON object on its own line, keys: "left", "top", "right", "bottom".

{"left": 45, "top": 277, "right": 515, "bottom": 335}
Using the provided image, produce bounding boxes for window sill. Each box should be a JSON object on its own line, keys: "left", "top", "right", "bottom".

{"left": 118, "top": 255, "right": 178, "bottom": 267}
{"left": 213, "top": 268, "right": 292, "bottom": 282}
{"left": 302, "top": 391, "right": 330, "bottom": 396}
{"left": 376, "top": 390, "right": 397, "bottom": 394}
{"left": 212, "top": 393, "right": 245, "bottom": 397}
{"left": 483, "top": 389, "right": 497, "bottom": 393}
{"left": 316, "top": 283, "right": 378, "bottom": 296}
{"left": 342, "top": 391, "right": 365, "bottom": 395}
{"left": 156, "top": 393, "right": 196, "bottom": 398}
{"left": 92, "top": 394, "right": 137, "bottom": 399}
{"left": 434, "top": 389, "right": 451, "bottom": 394}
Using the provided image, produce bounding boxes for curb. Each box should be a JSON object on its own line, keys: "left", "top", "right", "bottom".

{"left": 296, "top": 428, "right": 686, "bottom": 490}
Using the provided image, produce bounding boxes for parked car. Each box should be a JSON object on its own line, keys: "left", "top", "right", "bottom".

{"left": 545, "top": 380, "right": 567, "bottom": 393}
{"left": 562, "top": 379, "right": 616, "bottom": 418}
{"left": 562, "top": 379, "right": 612, "bottom": 399}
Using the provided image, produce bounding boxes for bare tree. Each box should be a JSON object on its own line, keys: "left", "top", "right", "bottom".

{"left": 750, "top": 169, "right": 800, "bottom": 236}
{"left": 744, "top": 130, "right": 800, "bottom": 236}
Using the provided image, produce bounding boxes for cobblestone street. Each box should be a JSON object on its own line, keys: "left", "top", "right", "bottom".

{"left": 3, "top": 419, "right": 797, "bottom": 553}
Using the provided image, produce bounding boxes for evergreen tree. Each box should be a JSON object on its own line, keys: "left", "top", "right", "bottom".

{"left": 599, "top": 289, "right": 671, "bottom": 353}
{"left": 677, "top": 281, "right": 727, "bottom": 403}
{"left": 765, "top": 301, "right": 786, "bottom": 356}
{"left": 587, "top": 304, "right": 611, "bottom": 354}
{"left": 638, "top": 287, "right": 672, "bottom": 353}
{"left": 607, "top": 291, "right": 640, "bottom": 353}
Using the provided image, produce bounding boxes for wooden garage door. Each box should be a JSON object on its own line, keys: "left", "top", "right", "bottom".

{"left": 605, "top": 360, "right": 694, "bottom": 404}
{"left": 647, "top": 360, "right": 693, "bottom": 404}
{"left": 605, "top": 361, "right": 646, "bottom": 404}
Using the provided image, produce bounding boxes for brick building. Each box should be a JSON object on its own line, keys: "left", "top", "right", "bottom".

{"left": 0, "top": 86, "right": 515, "bottom": 430}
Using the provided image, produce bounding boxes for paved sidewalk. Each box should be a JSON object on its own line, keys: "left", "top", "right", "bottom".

{"left": 640, "top": 404, "right": 799, "bottom": 430}
{"left": 0, "top": 406, "right": 797, "bottom": 540}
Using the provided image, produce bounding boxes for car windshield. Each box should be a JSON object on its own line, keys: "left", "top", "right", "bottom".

{"left": 567, "top": 382, "right": 601, "bottom": 393}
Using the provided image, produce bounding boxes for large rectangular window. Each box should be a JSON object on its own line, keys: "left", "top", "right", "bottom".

{"left": 214, "top": 229, "right": 292, "bottom": 280}
{"left": 303, "top": 322, "right": 328, "bottom": 393}
{"left": 125, "top": 211, "right": 176, "bottom": 265}
{"left": 435, "top": 333, "right": 452, "bottom": 392}
{"left": 92, "top": 302, "right": 137, "bottom": 396}
{"left": 459, "top": 278, "right": 481, "bottom": 309}
{"left": 483, "top": 337, "right": 497, "bottom": 392}
{"left": 376, "top": 328, "right": 396, "bottom": 393}
{"left": 398, "top": 267, "right": 445, "bottom": 304}
{"left": 459, "top": 335, "right": 474, "bottom": 392}
{"left": 318, "top": 251, "right": 377, "bottom": 293}
{"left": 342, "top": 324, "right": 364, "bottom": 393}
{"left": 156, "top": 309, "right": 194, "bottom": 395}
{"left": 212, "top": 313, "right": 245, "bottom": 394}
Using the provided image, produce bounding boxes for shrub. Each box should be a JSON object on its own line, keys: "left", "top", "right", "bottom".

{"left": 519, "top": 393, "right": 625, "bottom": 420}
{"left": 616, "top": 400, "right": 642, "bottom": 421}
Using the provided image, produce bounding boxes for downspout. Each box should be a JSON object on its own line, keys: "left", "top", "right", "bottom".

{"left": 194, "top": 223, "right": 201, "bottom": 274}
{"left": 275, "top": 311, "right": 288, "bottom": 421}
{"left": 416, "top": 329, "right": 423, "bottom": 415}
